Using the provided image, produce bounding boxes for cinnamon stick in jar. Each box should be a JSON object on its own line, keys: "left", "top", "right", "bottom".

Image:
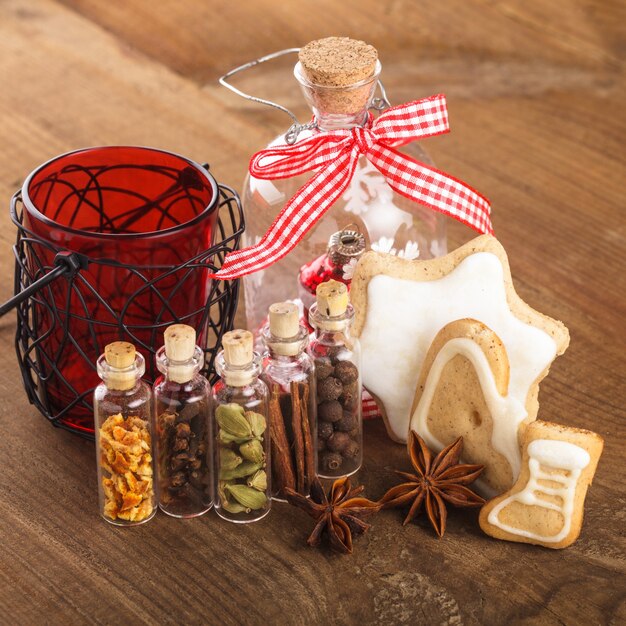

{"left": 262, "top": 301, "right": 318, "bottom": 497}
{"left": 299, "top": 383, "right": 316, "bottom": 492}
{"left": 269, "top": 384, "right": 296, "bottom": 495}
{"left": 290, "top": 381, "right": 306, "bottom": 495}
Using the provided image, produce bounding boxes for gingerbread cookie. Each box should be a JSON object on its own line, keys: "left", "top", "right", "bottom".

{"left": 409, "top": 318, "right": 520, "bottom": 497}
{"left": 350, "top": 235, "right": 570, "bottom": 444}
{"left": 479, "top": 420, "right": 603, "bottom": 549}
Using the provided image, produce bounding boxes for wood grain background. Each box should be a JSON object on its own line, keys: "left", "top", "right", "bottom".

{"left": 0, "top": 1, "right": 624, "bottom": 624}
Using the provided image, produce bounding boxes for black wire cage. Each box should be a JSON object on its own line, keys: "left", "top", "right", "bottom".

{"left": 3, "top": 147, "right": 244, "bottom": 439}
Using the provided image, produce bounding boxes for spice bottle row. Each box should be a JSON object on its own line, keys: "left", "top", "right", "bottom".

{"left": 93, "top": 280, "right": 363, "bottom": 526}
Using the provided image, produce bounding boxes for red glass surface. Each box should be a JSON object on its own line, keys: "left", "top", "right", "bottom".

{"left": 21, "top": 147, "right": 219, "bottom": 434}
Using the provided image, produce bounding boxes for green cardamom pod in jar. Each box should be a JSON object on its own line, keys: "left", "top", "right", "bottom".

{"left": 219, "top": 461, "right": 262, "bottom": 481}
{"left": 247, "top": 469, "right": 267, "bottom": 491}
{"left": 215, "top": 403, "right": 253, "bottom": 438}
{"left": 219, "top": 429, "right": 253, "bottom": 445}
{"left": 245, "top": 411, "right": 266, "bottom": 438}
{"left": 218, "top": 480, "right": 247, "bottom": 514}
{"left": 225, "top": 484, "right": 268, "bottom": 510}
{"left": 220, "top": 448, "right": 243, "bottom": 471}
{"left": 239, "top": 439, "right": 264, "bottom": 464}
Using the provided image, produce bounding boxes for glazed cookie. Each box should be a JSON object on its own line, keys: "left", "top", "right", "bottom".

{"left": 409, "top": 319, "right": 519, "bottom": 497}
{"left": 479, "top": 420, "right": 603, "bottom": 549}
{"left": 350, "top": 235, "right": 570, "bottom": 444}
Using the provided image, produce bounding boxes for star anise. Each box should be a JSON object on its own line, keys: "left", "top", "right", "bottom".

{"left": 284, "top": 476, "right": 381, "bottom": 554}
{"left": 380, "top": 431, "right": 485, "bottom": 538}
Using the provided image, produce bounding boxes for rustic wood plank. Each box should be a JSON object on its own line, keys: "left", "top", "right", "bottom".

{"left": 0, "top": 0, "right": 624, "bottom": 624}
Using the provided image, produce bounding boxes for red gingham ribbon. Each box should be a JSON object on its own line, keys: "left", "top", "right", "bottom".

{"left": 213, "top": 94, "right": 492, "bottom": 279}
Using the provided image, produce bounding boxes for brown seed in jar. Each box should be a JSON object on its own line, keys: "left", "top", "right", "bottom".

{"left": 314, "top": 358, "right": 334, "bottom": 381}
{"left": 335, "top": 412, "right": 357, "bottom": 432}
{"left": 317, "top": 438, "right": 327, "bottom": 452}
{"left": 175, "top": 422, "right": 191, "bottom": 438}
{"left": 170, "top": 472, "right": 187, "bottom": 488}
{"left": 173, "top": 437, "right": 189, "bottom": 452}
{"left": 171, "top": 453, "right": 190, "bottom": 470}
{"left": 318, "top": 421, "right": 334, "bottom": 440}
{"left": 320, "top": 451, "right": 343, "bottom": 472}
{"left": 334, "top": 360, "right": 359, "bottom": 385}
{"left": 327, "top": 346, "right": 345, "bottom": 363}
{"left": 327, "top": 431, "right": 352, "bottom": 453}
{"left": 318, "top": 400, "right": 343, "bottom": 423}
{"left": 318, "top": 376, "right": 343, "bottom": 402}
{"left": 342, "top": 440, "right": 360, "bottom": 459}
{"left": 340, "top": 381, "right": 359, "bottom": 408}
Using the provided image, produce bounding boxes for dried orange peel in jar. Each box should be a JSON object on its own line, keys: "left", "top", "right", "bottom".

{"left": 99, "top": 413, "right": 154, "bottom": 522}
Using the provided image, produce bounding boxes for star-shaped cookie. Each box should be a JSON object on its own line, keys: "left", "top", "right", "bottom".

{"left": 350, "top": 235, "right": 570, "bottom": 446}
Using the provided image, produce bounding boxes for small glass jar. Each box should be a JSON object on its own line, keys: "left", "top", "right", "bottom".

{"left": 308, "top": 281, "right": 362, "bottom": 478}
{"left": 298, "top": 225, "right": 366, "bottom": 317}
{"left": 153, "top": 324, "right": 213, "bottom": 518}
{"left": 212, "top": 330, "right": 271, "bottom": 523}
{"left": 261, "top": 302, "right": 317, "bottom": 500}
{"left": 94, "top": 341, "right": 156, "bottom": 526}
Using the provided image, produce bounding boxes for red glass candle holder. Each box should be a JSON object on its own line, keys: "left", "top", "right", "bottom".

{"left": 10, "top": 146, "right": 242, "bottom": 437}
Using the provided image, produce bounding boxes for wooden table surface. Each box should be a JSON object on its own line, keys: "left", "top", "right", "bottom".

{"left": 0, "top": 1, "right": 624, "bottom": 624}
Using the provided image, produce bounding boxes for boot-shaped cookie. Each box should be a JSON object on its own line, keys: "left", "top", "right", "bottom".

{"left": 409, "top": 318, "right": 526, "bottom": 497}
{"left": 479, "top": 420, "right": 603, "bottom": 549}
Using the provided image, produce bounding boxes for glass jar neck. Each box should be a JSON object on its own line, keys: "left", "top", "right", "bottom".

{"left": 309, "top": 302, "right": 355, "bottom": 337}
{"left": 294, "top": 61, "right": 381, "bottom": 133}
{"left": 314, "top": 109, "right": 369, "bottom": 132}
{"left": 97, "top": 352, "right": 145, "bottom": 391}
{"left": 156, "top": 345, "right": 203, "bottom": 384}
{"left": 215, "top": 352, "right": 261, "bottom": 388}
{"left": 262, "top": 325, "right": 309, "bottom": 359}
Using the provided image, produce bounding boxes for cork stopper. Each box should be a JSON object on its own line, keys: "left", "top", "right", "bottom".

{"left": 105, "top": 341, "right": 135, "bottom": 368}
{"left": 223, "top": 330, "right": 253, "bottom": 367}
{"left": 269, "top": 302, "right": 300, "bottom": 339}
{"left": 164, "top": 324, "right": 196, "bottom": 361}
{"left": 316, "top": 280, "right": 349, "bottom": 317}
{"left": 104, "top": 341, "right": 137, "bottom": 390}
{"left": 297, "top": 37, "right": 379, "bottom": 117}
{"left": 267, "top": 302, "right": 304, "bottom": 357}
{"left": 164, "top": 324, "right": 197, "bottom": 383}
{"left": 299, "top": 37, "right": 378, "bottom": 87}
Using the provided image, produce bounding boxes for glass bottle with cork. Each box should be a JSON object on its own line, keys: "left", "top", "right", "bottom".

{"left": 298, "top": 224, "right": 366, "bottom": 317}
{"left": 212, "top": 330, "right": 271, "bottom": 523}
{"left": 153, "top": 324, "right": 213, "bottom": 518}
{"left": 262, "top": 302, "right": 317, "bottom": 500}
{"left": 308, "top": 280, "right": 363, "bottom": 478}
{"left": 240, "top": 37, "right": 447, "bottom": 335}
{"left": 94, "top": 341, "right": 156, "bottom": 525}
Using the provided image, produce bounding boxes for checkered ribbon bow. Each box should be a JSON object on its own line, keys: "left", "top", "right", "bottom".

{"left": 213, "top": 94, "right": 492, "bottom": 279}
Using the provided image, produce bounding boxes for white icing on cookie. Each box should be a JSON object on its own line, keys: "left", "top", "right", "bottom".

{"left": 411, "top": 338, "right": 526, "bottom": 497}
{"left": 359, "top": 252, "right": 557, "bottom": 442}
{"left": 487, "top": 439, "right": 590, "bottom": 543}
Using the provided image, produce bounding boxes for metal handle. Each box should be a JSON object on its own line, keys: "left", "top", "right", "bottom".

{"left": 1, "top": 250, "right": 88, "bottom": 317}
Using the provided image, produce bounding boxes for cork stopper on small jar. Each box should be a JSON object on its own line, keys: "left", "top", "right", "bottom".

{"left": 104, "top": 341, "right": 137, "bottom": 390}
{"left": 222, "top": 330, "right": 255, "bottom": 386}
{"left": 269, "top": 302, "right": 300, "bottom": 339}
{"left": 316, "top": 280, "right": 349, "bottom": 317}
{"left": 297, "top": 37, "right": 379, "bottom": 116}
{"left": 164, "top": 324, "right": 197, "bottom": 384}
{"left": 223, "top": 330, "right": 253, "bottom": 365}
{"left": 268, "top": 302, "right": 302, "bottom": 357}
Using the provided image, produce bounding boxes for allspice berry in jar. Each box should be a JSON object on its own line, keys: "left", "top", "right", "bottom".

{"left": 153, "top": 324, "right": 213, "bottom": 518}
{"left": 212, "top": 330, "right": 271, "bottom": 523}
{"left": 308, "top": 280, "right": 363, "bottom": 478}
{"left": 94, "top": 342, "right": 156, "bottom": 526}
